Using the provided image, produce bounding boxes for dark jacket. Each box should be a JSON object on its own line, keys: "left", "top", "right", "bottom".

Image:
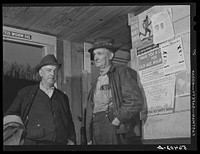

{"left": 86, "top": 64, "right": 144, "bottom": 142}
{"left": 4, "top": 84, "right": 76, "bottom": 144}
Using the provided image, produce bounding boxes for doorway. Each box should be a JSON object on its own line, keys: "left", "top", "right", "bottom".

{"left": 3, "top": 40, "right": 43, "bottom": 113}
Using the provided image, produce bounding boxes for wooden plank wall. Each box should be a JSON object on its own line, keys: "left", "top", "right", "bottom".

{"left": 57, "top": 39, "right": 83, "bottom": 145}
{"left": 129, "top": 5, "right": 191, "bottom": 143}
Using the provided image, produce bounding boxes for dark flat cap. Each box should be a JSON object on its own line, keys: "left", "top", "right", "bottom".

{"left": 35, "top": 54, "right": 61, "bottom": 72}
{"left": 88, "top": 37, "right": 119, "bottom": 60}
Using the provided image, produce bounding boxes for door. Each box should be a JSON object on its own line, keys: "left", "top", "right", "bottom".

{"left": 3, "top": 40, "right": 43, "bottom": 113}
{"left": 3, "top": 26, "right": 57, "bottom": 114}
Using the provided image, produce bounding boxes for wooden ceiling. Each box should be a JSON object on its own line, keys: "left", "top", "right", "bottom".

{"left": 3, "top": 4, "right": 152, "bottom": 52}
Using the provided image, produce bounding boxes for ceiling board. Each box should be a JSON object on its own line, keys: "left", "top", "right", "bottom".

{"left": 3, "top": 5, "right": 152, "bottom": 52}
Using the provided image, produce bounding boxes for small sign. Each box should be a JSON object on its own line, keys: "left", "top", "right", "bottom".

{"left": 3, "top": 30, "right": 32, "bottom": 40}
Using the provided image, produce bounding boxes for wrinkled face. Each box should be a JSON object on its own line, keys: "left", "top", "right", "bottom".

{"left": 39, "top": 65, "right": 58, "bottom": 87}
{"left": 93, "top": 48, "right": 113, "bottom": 68}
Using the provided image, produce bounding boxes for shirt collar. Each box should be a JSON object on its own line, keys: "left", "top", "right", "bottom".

{"left": 100, "top": 65, "right": 111, "bottom": 76}
{"left": 39, "top": 82, "right": 55, "bottom": 92}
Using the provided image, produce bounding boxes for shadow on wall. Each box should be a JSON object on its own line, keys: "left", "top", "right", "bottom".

{"left": 3, "top": 75, "right": 39, "bottom": 114}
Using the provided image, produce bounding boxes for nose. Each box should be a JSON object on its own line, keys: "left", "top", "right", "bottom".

{"left": 50, "top": 70, "right": 56, "bottom": 76}
{"left": 94, "top": 54, "right": 98, "bottom": 61}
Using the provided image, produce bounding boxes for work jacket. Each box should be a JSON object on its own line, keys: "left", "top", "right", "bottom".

{"left": 86, "top": 64, "right": 145, "bottom": 142}
{"left": 3, "top": 115, "right": 25, "bottom": 145}
{"left": 4, "top": 84, "right": 76, "bottom": 144}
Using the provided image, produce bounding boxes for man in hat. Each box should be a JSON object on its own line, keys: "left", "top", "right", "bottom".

{"left": 85, "top": 38, "right": 145, "bottom": 145}
{"left": 4, "top": 54, "right": 76, "bottom": 145}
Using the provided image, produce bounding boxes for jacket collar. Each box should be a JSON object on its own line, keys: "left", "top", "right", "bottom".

{"left": 27, "top": 84, "right": 40, "bottom": 97}
{"left": 107, "top": 63, "right": 116, "bottom": 74}
{"left": 22, "top": 84, "right": 40, "bottom": 123}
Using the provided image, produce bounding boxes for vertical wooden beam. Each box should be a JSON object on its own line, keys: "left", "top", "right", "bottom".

{"left": 56, "top": 39, "right": 72, "bottom": 105}
{"left": 70, "top": 42, "right": 84, "bottom": 145}
{"left": 57, "top": 39, "right": 84, "bottom": 144}
{"left": 63, "top": 40, "right": 72, "bottom": 106}
{"left": 56, "top": 39, "right": 63, "bottom": 91}
{"left": 83, "top": 43, "right": 93, "bottom": 110}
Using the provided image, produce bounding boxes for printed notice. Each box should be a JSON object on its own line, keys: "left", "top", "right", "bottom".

{"left": 142, "top": 73, "right": 176, "bottom": 115}
{"left": 160, "top": 37, "right": 186, "bottom": 75}
{"left": 137, "top": 45, "right": 164, "bottom": 83}
{"left": 151, "top": 8, "right": 174, "bottom": 44}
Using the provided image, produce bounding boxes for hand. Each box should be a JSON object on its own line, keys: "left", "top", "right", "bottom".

{"left": 67, "top": 139, "right": 75, "bottom": 145}
{"left": 111, "top": 117, "right": 120, "bottom": 126}
{"left": 87, "top": 140, "right": 92, "bottom": 145}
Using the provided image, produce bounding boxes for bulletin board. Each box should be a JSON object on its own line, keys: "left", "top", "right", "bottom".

{"left": 128, "top": 5, "right": 192, "bottom": 141}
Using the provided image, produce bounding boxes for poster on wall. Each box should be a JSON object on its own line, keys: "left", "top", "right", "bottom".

{"left": 137, "top": 44, "right": 176, "bottom": 115}
{"left": 175, "top": 70, "right": 190, "bottom": 97}
{"left": 138, "top": 6, "right": 172, "bottom": 45}
{"left": 137, "top": 44, "right": 164, "bottom": 83}
{"left": 160, "top": 37, "right": 186, "bottom": 75}
{"left": 138, "top": 8, "right": 154, "bottom": 43}
{"left": 151, "top": 8, "right": 174, "bottom": 44}
{"left": 142, "top": 73, "right": 176, "bottom": 116}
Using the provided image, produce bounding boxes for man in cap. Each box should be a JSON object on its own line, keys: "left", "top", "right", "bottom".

{"left": 4, "top": 54, "right": 76, "bottom": 145}
{"left": 85, "top": 38, "right": 144, "bottom": 145}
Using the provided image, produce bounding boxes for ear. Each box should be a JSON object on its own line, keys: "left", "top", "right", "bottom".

{"left": 38, "top": 69, "right": 42, "bottom": 77}
{"left": 109, "top": 52, "right": 114, "bottom": 60}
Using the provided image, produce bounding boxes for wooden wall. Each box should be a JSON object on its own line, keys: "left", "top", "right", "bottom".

{"left": 56, "top": 5, "right": 192, "bottom": 145}
{"left": 129, "top": 5, "right": 191, "bottom": 143}
{"left": 57, "top": 39, "right": 83, "bottom": 145}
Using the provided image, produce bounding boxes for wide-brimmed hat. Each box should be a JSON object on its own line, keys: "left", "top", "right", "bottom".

{"left": 88, "top": 37, "right": 119, "bottom": 60}
{"left": 35, "top": 54, "right": 61, "bottom": 72}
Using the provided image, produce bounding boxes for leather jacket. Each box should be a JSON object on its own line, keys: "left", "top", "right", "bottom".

{"left": 86, "top": 64, "right": 144, "bottom": 142}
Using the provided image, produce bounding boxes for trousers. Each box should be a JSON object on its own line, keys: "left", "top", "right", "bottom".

{"left": 92, "top": 111, "right": 142, "bottom": 145}
{"left": 92, "top": 111, "right": 118, "bottom": 145}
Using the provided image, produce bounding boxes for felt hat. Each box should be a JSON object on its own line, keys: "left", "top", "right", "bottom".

{"left": 35, "top": 54, "right": 61, "bottom": 72}
{"left": 88, "top": 37, "right": 119, "bottom": 60}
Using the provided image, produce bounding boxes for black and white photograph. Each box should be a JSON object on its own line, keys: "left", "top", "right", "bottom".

{"left": 2, "top": 3, "right": 197, "bottom": 151}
